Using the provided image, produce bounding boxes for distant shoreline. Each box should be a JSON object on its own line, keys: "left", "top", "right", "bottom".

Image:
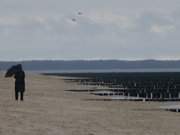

{"left": 28, "top": 68, "right": 180, "bottom": 74}
{"left": 1, "top": 60, "right": 180, "bottom": 71}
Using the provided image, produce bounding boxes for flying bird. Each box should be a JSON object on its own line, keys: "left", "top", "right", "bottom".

{"left": 72, "top": 18, "right": 76, "bottom": 22}
{"left": 78, "top": 12, "right": 83, "bottom": 15}
{"left": 71, "top": 12, "right": 83, "bottom": 22}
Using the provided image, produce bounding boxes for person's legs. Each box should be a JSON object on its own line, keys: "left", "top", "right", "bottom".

{"left": 20, "top": 91, "right": 24, "bottom": 101}
{"left": 15, "top": 90, "right": 18, "bottom": 100}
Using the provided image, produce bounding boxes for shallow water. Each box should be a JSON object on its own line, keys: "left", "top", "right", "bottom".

{"left": 26, "top": 68, "right": 180, "bottom": 73}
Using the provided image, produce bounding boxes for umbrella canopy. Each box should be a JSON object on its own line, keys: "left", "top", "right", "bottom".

{"left": 5, "top": 65, "right": 21, "bottom": 77}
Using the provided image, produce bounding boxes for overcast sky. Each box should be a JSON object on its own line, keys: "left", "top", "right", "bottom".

{"left": 0, "top": 0, "right": 180, "bottom": 60}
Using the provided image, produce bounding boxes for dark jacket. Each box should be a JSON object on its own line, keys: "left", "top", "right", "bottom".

{"left": 14, "top": 71, "right": 25, "bottom": 92}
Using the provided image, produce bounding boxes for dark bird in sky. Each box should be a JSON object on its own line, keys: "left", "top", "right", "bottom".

{"left": 78, "top": 12, "right": 83, "bottom": 15}
{"left": 71, "top": 12, "right": 83, "bottom": 22}
{"left": 72, "top": 18, "right": 76, "bottom": 22}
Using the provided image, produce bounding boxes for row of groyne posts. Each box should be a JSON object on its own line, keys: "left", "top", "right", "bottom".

{"left": 76, "top": 78, "right": 180, "bottom": 101}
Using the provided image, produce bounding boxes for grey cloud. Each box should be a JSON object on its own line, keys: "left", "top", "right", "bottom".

{"left": 0, "top": 0, "right": 179, "bottom": 60}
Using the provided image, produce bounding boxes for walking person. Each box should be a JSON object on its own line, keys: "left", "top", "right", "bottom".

{"left": 5, "top": 64, "right": 26, "bottom": 101}
{"left": 14, "top": 64, "right": 25, "bottom": 101}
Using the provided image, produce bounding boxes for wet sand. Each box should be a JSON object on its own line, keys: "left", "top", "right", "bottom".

{"left": 0, "top": 73, "right": 180, "bottom": 135}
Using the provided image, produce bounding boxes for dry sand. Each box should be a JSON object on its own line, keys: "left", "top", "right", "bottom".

{"left": 0, "top": 73, "right": 179, "bottom": 135}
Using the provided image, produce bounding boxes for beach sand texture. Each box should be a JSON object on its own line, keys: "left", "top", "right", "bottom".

{"left": 0, "top": 73, "right": 179, "bottom": 135}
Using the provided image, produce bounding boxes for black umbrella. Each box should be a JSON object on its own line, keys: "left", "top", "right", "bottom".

{"left": 5, "top": 65, "right": 19, "bottom": 77}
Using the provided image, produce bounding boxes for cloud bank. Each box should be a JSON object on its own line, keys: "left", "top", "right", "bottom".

{"left": 0, "top": 0, "right": 180, "bottom": 60}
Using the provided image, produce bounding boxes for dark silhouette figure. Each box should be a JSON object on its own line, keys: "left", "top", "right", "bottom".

{"left": 5, "top": 64, "right": 25, "bottom": 101}
{"left": 14, "top": 64, "right": 25, "bottom": 101}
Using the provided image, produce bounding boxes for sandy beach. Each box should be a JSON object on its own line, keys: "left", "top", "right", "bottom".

{"left": 0, "top": 73, "right": 179, "bottom": 135}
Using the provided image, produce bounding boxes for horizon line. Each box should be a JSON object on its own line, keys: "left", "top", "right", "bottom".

{"left": 0, "top": 59, "right": 180, "bottom": 62}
